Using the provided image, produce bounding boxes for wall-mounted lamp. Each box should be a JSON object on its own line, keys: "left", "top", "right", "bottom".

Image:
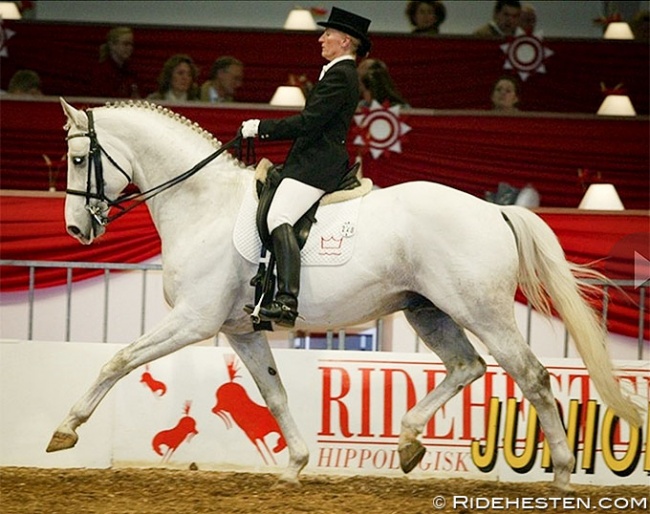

{"left": 578, "top": 183, "right": 625, "bottom": 210}
{"left": 603, "top": 22, "right": 635, "bottom": 39}
{"left": 0, "top": 2, "right": 21, "bottom": 19}
{"left": 270, "top": 85, "right": 306, "bottom": 107}
{"left": 284, "top": 8, "right": 317, "bottom": 30}
{"left": 597, "top": 94, "right": 637, "bottom": 116}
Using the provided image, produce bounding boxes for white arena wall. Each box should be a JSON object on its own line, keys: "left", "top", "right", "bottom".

{"left": 1, "top": 258, "right": 648, "bottom": 486}
{"left": 0, "top": 341, "right": 647, "bottom": 486}
{"left": 0, "top": 256, "right": 646, "bottom": 360}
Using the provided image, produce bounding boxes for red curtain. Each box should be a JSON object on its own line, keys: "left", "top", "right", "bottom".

{"left": 1, "top": 21, "right": 648, "bottom": 114}
{"left": 1, "top": 98, "right": 648, "bottom": 209}
{"left": 515, "top": 211, "right": 649, "bottom": 341}
{"left": 359, "top": 112, "right": 649, "bottom": 210}
{"left": 0, "top": 194, "right": 160, "bottom": 290}
{"left": 0, "top": 193, "right": 647, "bottom": 339}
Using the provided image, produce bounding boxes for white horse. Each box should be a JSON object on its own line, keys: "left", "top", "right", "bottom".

{"left": 49, "top": 99, "right": 640, "bottom": 490}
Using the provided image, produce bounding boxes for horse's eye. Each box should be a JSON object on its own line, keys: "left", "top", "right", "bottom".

{"left": 72, "top": 156, "right": 85, "bottom": 166}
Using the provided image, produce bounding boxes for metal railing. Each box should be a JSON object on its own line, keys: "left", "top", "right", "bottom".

{"left": 0, "top": 259, "right": 647, "bottom": 358}
{"left": 1, "top": 259, "right": 163, "bottom": 343}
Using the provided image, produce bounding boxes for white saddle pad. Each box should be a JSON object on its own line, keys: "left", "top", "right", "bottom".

{"left": 233, "top": 179, "right": 362, "bottom": 266}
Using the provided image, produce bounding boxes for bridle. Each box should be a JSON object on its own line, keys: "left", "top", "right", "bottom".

{"left": 65, "top": 108, "right": 251, "bottom": 226}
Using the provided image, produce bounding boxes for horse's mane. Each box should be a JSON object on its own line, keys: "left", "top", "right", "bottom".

{"left": 99, "top": 100, "right": 240, "bottom": 162}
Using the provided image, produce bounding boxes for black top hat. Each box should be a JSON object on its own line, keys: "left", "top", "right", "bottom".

{"left": 318, "top": 7, "right": 372, "bottom": 57}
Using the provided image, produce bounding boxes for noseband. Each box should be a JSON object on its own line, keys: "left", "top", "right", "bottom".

{"left": 66, "top": 110, "right": 133, "bottom": 226}
{"left": 65, "top": 108, "right": 247, "bottom": 226}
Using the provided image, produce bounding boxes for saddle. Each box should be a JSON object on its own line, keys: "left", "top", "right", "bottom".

{"left": 254, "top": 159, "right": 363, "bottom": 251}
{"left": 249, "top": 159, "right": 365, "bottom": 331}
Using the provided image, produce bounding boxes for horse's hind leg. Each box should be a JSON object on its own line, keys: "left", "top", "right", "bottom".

{"left": 47, "top": 309, "right": 216, "bottom": 452}
{"left": 226, "top": 332, "right": 308, "bottom": 485}
{"left": 398, "top": 297, "right": 487, "bottom": 473}
{"left": 474, "top": 319, "right": 575, "bottom": 491}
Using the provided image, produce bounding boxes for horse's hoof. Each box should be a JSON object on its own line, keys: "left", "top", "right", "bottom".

{"left": 551, "top": 481, "right": 575, "bottom": 494}
{"left": 398, "top": 441, "right": 426, "bottom": 474}
{"left": 46, "top": 430, "right": 78, "bottom": 452}
{"left": 274, "top": 475, "right": 301, "bottom": 489}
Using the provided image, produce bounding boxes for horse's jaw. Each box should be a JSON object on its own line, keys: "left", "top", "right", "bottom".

{"left": 66, "top": 212, "right": 106, "bottom": 245}
{"left": 65, "top": 197, "right": 108, "bottom": 244}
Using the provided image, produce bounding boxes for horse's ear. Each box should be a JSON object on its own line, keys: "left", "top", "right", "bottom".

{"left": 60, "top": 97, "right": 87, "bottom": 131}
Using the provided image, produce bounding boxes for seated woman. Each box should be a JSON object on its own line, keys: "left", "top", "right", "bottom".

{"left": 490, "top": 75, "right": 521, "bottom": 112}
{"left": 358, "top": 59, "right": 409, "bottom": 108}
{"left": 147, "top": 54, "right": 200, "bottom": 102}
{"left": 90, "top": 26, "right": 140, "bottom": 99}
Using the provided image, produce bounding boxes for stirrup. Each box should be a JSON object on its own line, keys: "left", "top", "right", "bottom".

{"left": 258, "top": 300, "right": 298, "bottom": 328}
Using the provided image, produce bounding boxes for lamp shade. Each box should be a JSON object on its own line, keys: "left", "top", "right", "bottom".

{"left": 0, "top": 2, "right": 21, "bottom": 19}
{"left": 597, "top": 94, "right": 637, "bottom": 116}
{"left": 270, "top": 86, "right": 306, "bottom": 107}
{"left": 284, "top": 8, "right": 317, "bottom": 30}
{"left": 578, "top": 184, "right": 625, "bottom": 210}
{"left": 603, "top": 22, "right": 634, "bottom": 39}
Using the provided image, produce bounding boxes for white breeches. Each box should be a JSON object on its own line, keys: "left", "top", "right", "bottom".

{"left": 267, "top": 178, "right": 325, "bottom": 233}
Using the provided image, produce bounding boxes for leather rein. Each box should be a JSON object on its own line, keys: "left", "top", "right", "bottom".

{"left": 65, "top": 109, "right": 252, "bottom": 226}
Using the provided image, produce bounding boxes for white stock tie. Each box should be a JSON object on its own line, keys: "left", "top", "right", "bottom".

{"left": 318, "top": 65, "right": 329, "bottom": 81}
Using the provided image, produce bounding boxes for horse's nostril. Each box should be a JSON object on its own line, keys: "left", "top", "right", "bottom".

{"left": 67, "top": 225, "right": 81, "bottom": 236}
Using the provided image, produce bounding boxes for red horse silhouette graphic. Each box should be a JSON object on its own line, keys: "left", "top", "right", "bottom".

{"left": 140, "top": 365, "right": 167, "bottom": 397}
{"left": 212, "top": 356, "right": 286, "bottom": 465}
{"left": 152, "top": 401, "right": 198, "bottom": 462}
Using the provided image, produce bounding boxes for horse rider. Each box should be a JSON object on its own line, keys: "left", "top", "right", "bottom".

{"left": 240, "top": 7, "right": 372, "bottom": 328}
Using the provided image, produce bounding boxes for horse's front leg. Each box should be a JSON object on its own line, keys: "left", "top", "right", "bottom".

{"left": 46, "top": 306, "right": 219, "bottom": 453}
{"left": 226, "top": 332, "right": 309, "bottom": 485}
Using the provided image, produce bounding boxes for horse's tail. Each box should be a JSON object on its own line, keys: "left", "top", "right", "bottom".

{"left": 500, "top": 205, "right": 642, "bottom": 427}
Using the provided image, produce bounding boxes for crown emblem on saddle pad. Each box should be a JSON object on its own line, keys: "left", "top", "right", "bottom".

{"left": 320, "top": 236, "right": 343, "bottom": 252}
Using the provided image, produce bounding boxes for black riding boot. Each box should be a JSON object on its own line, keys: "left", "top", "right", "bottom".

{"left": 258, "top": 223, "right": 300, "bottom": 327}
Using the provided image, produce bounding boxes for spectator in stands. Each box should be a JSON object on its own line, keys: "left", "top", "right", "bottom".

{"left": 91, "top": 26, "right": 140, "bottom": 99}
{"left": 473, "top": 0, "right": 521, "bottom": 38}
{"left": 630, "top": 9, "right": 649, "bottom": 42}
{"left": 357, "top": 57, "right": 386, "bottom": 82}
{"left": 7, "top": 70, "right": 43, "bottom": 95}
{"left": 200, "top": 56, "right": 244, "bottom": 103}
{"left": 405, "top": 1, "right": 447, "bottom": 35}
{"left": 358, "top": 59, "right": 409, "bottom": 108}
{"left": 519, "top": 3, "right": 537, "bottom": 34}
{"left": 357, "top": 58, "right": 384, "bottom": 102}
{"left": 491, "top": 75, "right": 521, "bottom": 112}
{"left": 147, "top": 54, "right": 200, "bottom": 102}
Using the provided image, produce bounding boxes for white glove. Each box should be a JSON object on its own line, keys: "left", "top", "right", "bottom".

{"left": 241, "top": 119, "right": 260, "bottom": 138}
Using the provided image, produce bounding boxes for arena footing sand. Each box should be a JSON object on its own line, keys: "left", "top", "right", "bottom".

{"left": 1, "top": 467, "right": 648, "bottom": 514}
